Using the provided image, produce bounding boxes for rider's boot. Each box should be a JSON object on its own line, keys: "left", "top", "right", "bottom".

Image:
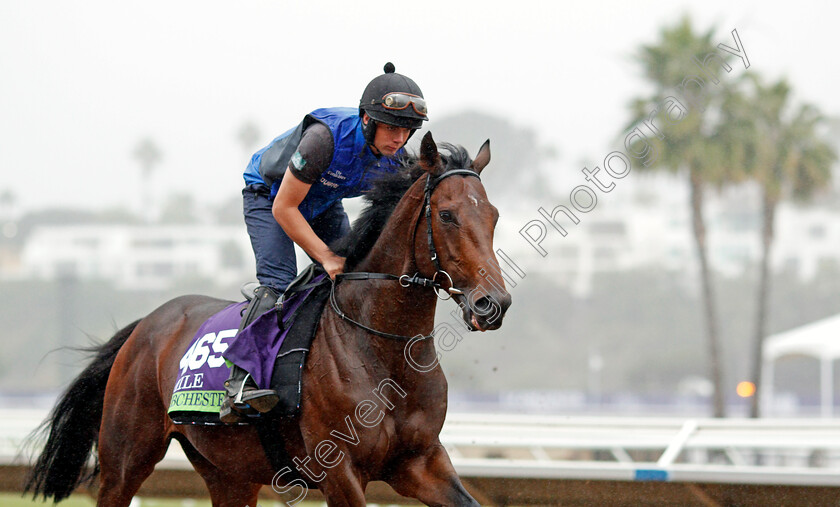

{"left": 219, "top": 285, "right": 281, "bottom": 423}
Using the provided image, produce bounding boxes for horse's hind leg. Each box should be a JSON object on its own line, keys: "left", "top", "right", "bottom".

{"left": 95, "top": 326, "right": 172, "bottom": 506}
{"left": 95, "top": 397, "right": 170, "bottom": 506}
{"left": 175, "top": 436, "right": 262, "bottom": 507}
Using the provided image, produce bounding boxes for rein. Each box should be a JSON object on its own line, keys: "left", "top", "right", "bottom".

{"left": 329, "top": 169, "right": 481, "bottom": 341}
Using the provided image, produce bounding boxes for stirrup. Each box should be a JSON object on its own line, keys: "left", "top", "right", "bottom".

{"left": 236, "top": 389, "right": 280, "bottom": 413}
{"left": 219, "top": 400, "right": 248, "bottom": 424}
{"left": 233, "top": 374, "right": 280, "bottom": 413}
{"left": 219, "top": 392, "right": 273, "bottom": 424}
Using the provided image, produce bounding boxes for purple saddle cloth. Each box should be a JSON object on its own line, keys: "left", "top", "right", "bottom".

{"left": 168, "top": 274, "right": 328, "bottom": 421}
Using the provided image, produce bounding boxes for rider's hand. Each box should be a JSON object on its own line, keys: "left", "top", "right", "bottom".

{"left": 322, "top": 254, "right": 346, "bottom": 281}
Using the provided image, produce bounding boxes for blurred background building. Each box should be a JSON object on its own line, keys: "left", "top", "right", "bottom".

{"left": 2, "top": 1, "right": 839, "bottom": 419}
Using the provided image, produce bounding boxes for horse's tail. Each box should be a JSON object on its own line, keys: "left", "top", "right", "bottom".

{"left": 24, "top": 319, "right": 141, "bottom": 502}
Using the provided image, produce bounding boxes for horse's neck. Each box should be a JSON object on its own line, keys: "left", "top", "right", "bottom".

{"left": 341, "top": 183, "right": 437, "bottom": 337}
{"left": 325, "top": 178, "right": 446, "bottom": 399}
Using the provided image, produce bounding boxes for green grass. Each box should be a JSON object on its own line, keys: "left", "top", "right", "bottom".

{"left": 2, "top": 495, "right": 268, "bottom": 506}
{"left": 4, "top": 494, "right": 323, "bottom": 506}
{"left": 2, "top": 494, "right": 96, "bottom": 507}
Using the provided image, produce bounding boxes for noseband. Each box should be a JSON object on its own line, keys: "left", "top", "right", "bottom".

{"left": 329, "top": 169, "right": 481, "bottom": 340}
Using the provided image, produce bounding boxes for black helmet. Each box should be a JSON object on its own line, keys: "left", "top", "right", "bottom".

{"left": 359, "top": 63, "right": 428, "bottom": 135}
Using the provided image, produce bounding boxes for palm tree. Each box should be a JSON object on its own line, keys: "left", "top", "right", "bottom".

{"left": 0, "top": 189, "right": 16, "bottom": 219}
{"left": 237, "top": 121, "right": 261, "bottom": 155}
{"left": 0, "top": 189, "right": 17, "bottom": 240}
{"left": 722, "top": 76, "right": 836, "bottom": 417}
{"left": 626, "top": 17, "right": 737, "bottom": 417}
{"left": 133, "top": 137, "right": 163, "bottom": 223}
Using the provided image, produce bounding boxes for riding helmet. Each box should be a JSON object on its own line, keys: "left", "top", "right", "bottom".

{"left": 359, "top": 63, "right": 428, "bottom": 144}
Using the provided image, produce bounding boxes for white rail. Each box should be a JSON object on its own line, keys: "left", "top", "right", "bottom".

{"left": 440, "top": 413, "right": 840, "bottom": 486}
{"left": 5, "top": 409, "right": 840, "bottom": 486}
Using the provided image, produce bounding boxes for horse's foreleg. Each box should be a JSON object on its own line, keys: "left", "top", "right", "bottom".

{"left": 387, "top": 444, "right": 479, "bottom": 507}
{"left": 305, "top": 458, "right": 367, "bottom": 507}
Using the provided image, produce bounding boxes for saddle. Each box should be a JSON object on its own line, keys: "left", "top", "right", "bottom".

{"left": 275, "top": 264, "right": 329, "bottom": 330}
{"left": 168, "top": 265, "right": 331, "bottom": 425}
{"left": 240, "top": 263, "right": 325, "bottom": 303}
{"left": 266, "top": 264, "right": 332, "bottom": 416}
{"left": 240, "top": 264, "right": 328, "bottom": 334}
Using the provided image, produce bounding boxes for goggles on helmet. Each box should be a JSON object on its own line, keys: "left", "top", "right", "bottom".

{"left": 375, "top": 93, "right": 428, "bottom": 117}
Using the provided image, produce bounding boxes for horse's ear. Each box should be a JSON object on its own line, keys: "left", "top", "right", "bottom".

{"left": 471, "top": 139, "right": 491, "bottom": 174}
{"left": 419, "top": 131, "right": 444, "bottom": 176}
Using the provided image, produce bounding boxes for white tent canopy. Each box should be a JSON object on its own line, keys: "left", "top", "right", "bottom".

{"left": 763, "top": 314, "right": 840, "bottom": 417}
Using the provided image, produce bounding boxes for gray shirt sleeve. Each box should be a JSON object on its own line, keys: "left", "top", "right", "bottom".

{"left": 287, "top": 122, "right": 335, "bottom": 185}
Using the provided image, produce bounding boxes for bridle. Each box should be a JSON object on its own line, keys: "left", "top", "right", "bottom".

{"left": 329, "top": 169, "right": 481, "bottom": 341}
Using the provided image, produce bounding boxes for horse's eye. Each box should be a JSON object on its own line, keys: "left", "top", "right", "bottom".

{"left": 439, "top": 210, "right": 454, "bottom": 223}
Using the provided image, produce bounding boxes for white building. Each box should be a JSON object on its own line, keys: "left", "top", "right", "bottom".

{"left": 493, "top": 173, "right": 840, "bottom": 297}
{"left": 773, "top": 204, "right": 840, "bottom": 280}
{"left": 17, "top": 224, "right": 254, "bottom": 290}
{"left": 5, "top": 176, "right": 839, "bottom": 295}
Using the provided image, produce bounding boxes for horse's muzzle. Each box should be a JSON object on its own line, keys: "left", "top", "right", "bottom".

{"left": 462, "top": 291, "right": 512, "bottom": 332}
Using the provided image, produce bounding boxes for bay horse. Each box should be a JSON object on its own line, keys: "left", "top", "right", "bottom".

{"left": 25, "top": 132, "right": 511, "bottom": 506}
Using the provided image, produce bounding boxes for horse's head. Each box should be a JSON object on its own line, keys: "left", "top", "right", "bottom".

{"left": 415, "top": 132, "right": 512, "bottom": 331}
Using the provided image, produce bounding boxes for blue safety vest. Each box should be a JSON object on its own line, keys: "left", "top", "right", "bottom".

{"left": 243, "top": 107, "right": 402, "bottom": 221}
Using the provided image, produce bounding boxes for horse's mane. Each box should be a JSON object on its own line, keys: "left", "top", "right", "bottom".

{"left": 332, "top": 143, "right": 473, "bottom": 270}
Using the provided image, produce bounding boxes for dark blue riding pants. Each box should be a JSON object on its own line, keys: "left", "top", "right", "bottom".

{"left": 242, "top": 184, "right": 350, "bottom": 292}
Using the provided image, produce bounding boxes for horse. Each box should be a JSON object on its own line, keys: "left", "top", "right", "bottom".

{"left": 25, "top": 132, "right": 512, "bottom": 506}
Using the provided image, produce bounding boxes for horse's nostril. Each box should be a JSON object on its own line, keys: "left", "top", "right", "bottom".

{"left": 474, "top": 296, "right": 492, "bottom": 313}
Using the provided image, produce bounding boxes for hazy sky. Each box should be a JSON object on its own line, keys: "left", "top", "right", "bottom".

{"left": 1, "top": 0, "right": 838, "bottom": 213}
